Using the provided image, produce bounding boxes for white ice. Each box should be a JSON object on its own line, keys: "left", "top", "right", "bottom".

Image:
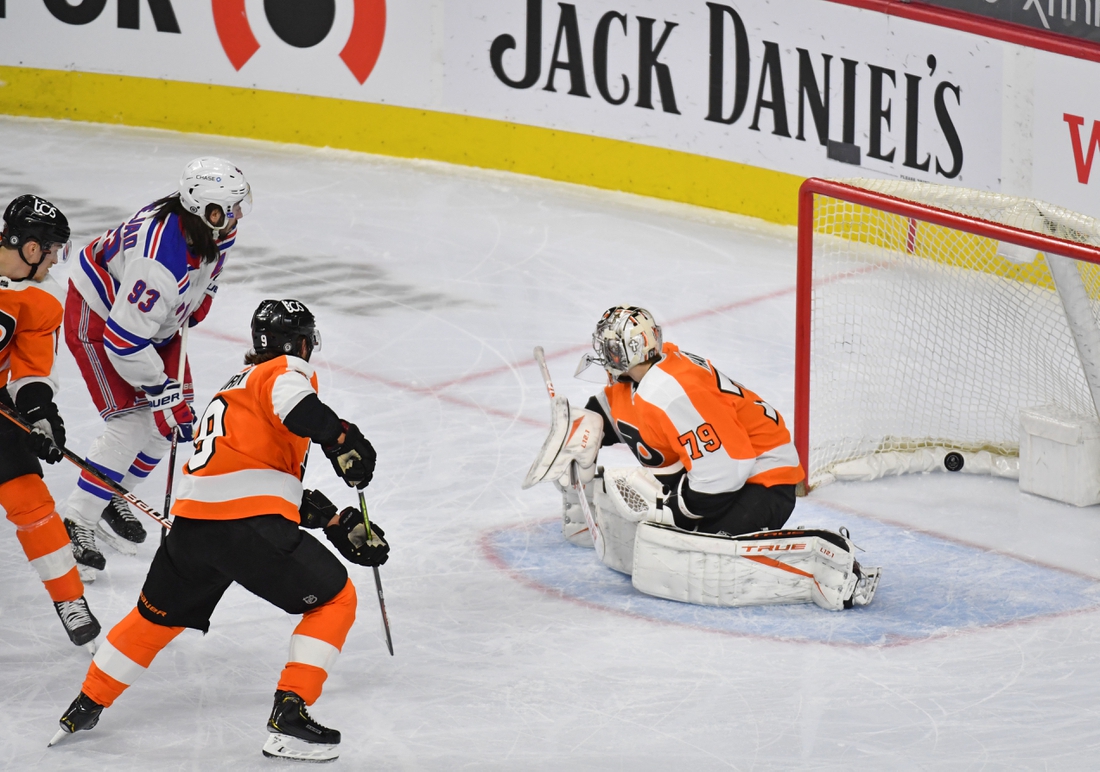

{"left": 3, "top": 116, "right": 1100, "bottom": 770}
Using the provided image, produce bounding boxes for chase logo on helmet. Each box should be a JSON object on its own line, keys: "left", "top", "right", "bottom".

{"left": 178, "top": 157, "right": 252, "bottom": 230}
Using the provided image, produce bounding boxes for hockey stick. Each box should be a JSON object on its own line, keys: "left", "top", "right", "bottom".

{"left": 533, "top": 346, "right": 605, "bottom": 560}
{"left": 0, "top": 400, "right": 171, "bottom": 529}
{"left": 161, "top": 322, "right": 189, "bottom": 544}
{"left": 358, "top": 490, "right": 393, "bottom": 656}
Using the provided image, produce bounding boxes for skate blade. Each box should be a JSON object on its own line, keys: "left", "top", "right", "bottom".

{"left": 84, "top": 639, "right": 99, "bottom": 656}
{"left": 262, "top": 732, "right": 339, "bottom": 763}
{"left": 96, "top": 521, "right": 138, "bottom": 556}
{"left": 853, "top": 566, "right": 882, "bottom": 606}
{"left": 47, "top": 727, "right": 69, "bottom": 747}
{"left": 77, "top": 565, "right": 98, "bottom": 583}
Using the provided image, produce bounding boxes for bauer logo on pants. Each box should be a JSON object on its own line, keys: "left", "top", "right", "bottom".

{"left": 211, "top": 0, "right": 386, "bottom": 84}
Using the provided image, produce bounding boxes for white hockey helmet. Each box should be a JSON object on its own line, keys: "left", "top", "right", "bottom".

{"left": 577, "top": 305, "right": 663, "bottom": 380}
{"left": 178, "top": 157, "right": 252, "bottom": 230}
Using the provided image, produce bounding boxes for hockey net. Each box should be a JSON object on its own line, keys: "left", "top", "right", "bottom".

{"left": 796, "top": 178, "right": 1100, "bottom": 489}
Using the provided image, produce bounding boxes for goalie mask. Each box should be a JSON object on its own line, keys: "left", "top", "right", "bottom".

{"left": 179, "top": 157, "right": 252, "bottom": 231}
{"left": 251, "top": 299, "right": 322, "bottom": 359}
{"left": 576, "top": 306, "right": 663, "bottom": 380}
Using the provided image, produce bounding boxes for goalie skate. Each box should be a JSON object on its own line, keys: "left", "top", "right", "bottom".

{"left": 852, "top": 564, "right": 881, "bottom": 607}
{"left": 95, "top": 518, "right": 138, "bottom": 556}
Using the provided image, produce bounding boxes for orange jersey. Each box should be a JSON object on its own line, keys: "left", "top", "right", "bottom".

{"left": 596, "top": 342, "right": 804, "bottom": 491}
{"left": 0, "top": 273, "right": 65, "bottom": 395}
{"left": 172, "top": 355, "right": 318, "bottom": 523}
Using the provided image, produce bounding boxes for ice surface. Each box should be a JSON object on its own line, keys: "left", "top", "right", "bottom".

{"left": 3, "top": 117, "right": 1100, "bottom": 769}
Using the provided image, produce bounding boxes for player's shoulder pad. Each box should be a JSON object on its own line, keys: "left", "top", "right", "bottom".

{"left": 282, "top": 354, "right": 316, "bottom": 381}
{"left": 634, "top": 362, "right": 689, "bottom": 409}
{"left": 35, "top": 273, "right": 67, "bottom": 307}
{"left": 0, "top": 272, "right": 65, "bottom": 303}
{"left": 147, "top": 213, "right": 190, "bottom": 282}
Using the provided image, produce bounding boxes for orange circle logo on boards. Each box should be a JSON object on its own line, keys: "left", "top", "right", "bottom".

{"left": 211, "top": 0, "right": 386, "bottom": 85}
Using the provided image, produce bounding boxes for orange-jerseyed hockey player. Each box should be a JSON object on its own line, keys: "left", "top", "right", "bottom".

{"left": 0, "top": 195, "right": 101, "bottom": 648}
{"left": 52, "top": 298, "right": 386, "bottom": 763}
{"left": 526, "top": 306, "right": 880, "bottom": 611}
{"left": 576, "top": 305, "right": 805, "bottom": 536}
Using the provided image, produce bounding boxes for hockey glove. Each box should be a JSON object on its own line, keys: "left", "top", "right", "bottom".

{"left": 322, "top": 421, "right": 376, "bottom": 489}
{"left": 324, "top": 506, "right": 389, "bottom": 567}
{"left": 188, "top": 293, "right": 213, "bottom": 328}
{"left": 299, "top": 489, "right": 338, "bottom": 529}
{"left": 15, "top": 383, "right": 65, "bottom": 464}
{"left": 145, "top": 378, "right": 196, "bottom": 442}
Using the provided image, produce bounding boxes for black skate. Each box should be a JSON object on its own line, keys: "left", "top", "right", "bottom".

{"left": 53, "top": 596, "right": 101, "bottom": 647}
{"left": 49, "top": 693, "right": 104, "bottom": 747}
{"left": 64, "top": 519, "right": 105, "bottom": 571}
{"left": 263, "top": 690, "right": 340, "bottom": 762}
{"left": 100, "top": 495, "right": 146, "bottom": 544}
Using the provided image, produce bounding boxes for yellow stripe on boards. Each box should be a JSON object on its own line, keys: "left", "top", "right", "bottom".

{"left": 0, "top": 66, "right": 802, "bottom": 225}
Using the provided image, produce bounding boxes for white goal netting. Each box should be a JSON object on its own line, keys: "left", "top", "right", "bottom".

{"left": 803, "top": 179, "right": 1100, "bottom": 488}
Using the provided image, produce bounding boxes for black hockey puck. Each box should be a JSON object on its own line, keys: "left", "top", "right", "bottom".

{"left": 944, "top": 452, "right": 964, "bottom": 472}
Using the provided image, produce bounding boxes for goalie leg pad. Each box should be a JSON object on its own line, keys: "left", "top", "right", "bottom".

{"left": 590, "top": 468, "right": 666, "bottom": 575}
{"left": 590, "top": 474, "right": 635, "bottom": 575}
{"left": 631, "top": 523, "right": 867, "bottom": 610}
{"left": 559, "top": 481, "right": 594, "bottom": 548}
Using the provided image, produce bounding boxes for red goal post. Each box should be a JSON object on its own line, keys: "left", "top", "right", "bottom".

{"left": 795, "top": 178, "right": 1100, "bottom": 490}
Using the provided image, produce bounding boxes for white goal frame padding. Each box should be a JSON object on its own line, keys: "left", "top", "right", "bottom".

{"left": 796, "top": 179, "right": 1100, "bottom": 489}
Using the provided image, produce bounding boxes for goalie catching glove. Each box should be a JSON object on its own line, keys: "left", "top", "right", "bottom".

{"left": 15, "top": 383, "right": 65, "bottom": 464}
{"left": 324, "top": 506, "right": 389, "bottom": 567}
{"left": 322, "top": 421, "right": 376, "bottom": 489}
{"left": 522, "top": 396, "right": 604, "bottom": 489}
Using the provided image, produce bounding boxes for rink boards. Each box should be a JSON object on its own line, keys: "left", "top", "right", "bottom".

{"left": 482, "top": 501, "right": 1100, "bottom": 647}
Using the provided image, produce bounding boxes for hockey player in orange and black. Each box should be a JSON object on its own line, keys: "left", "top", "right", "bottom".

{"left": 577, "top": 305, "right": 805, "bottom": 536}
{"left": 53, "top": 298, "right": 385, "bottom": 763}
{"left": 0, "top": 195, "right": 100, "bottom": 647}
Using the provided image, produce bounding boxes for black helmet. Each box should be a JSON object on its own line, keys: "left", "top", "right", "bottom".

{"left": 251, "top": 299, "right": 321, "bottom": 358}
{"left": 3, "top": 195, "right": 71, "bottom": 250}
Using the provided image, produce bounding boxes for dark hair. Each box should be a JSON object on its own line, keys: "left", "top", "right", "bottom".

{"left": 244, "top": 349, "right": 282, "bottom": 366}
{"left": 150, "top": 193, "right": 221, "bottom": 264}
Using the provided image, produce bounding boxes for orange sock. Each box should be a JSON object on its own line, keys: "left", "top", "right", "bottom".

{"left": 1, "top": 475, "right": 82, "bottom": 602}
{"left": 277, "top": 579, "right": 357, "bottom": 704}
{"left": 82, "top": 608, "right": 184, "bottom": 707}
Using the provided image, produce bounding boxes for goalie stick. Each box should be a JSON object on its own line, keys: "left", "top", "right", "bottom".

{"left": 358, "top": 490, "right": 393, "bottom": 656}
{"left": 533, "top": 346, "right": 605, "bottom": 560}
{"left": 0, "top": 400, "right": 171, "bottom": 530}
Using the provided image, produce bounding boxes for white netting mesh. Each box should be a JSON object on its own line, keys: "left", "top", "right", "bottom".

{"left": 807, "top": 179, "right": 1100, "bottom": 488}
